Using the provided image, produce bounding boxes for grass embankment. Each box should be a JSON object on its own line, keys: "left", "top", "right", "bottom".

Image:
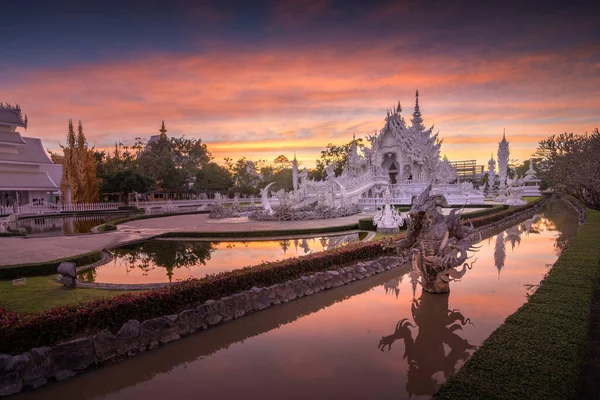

{"left": 524, "top": 196, "right": 542, "bottom": 203}
{"left": 435, "top": 207, "right": 600, "bottom": 400}
{"left": 0, "top": 276, "right": 124, "bottom": 314}
{"left": 0, "top": 251, "right": 103, "bottom": 279}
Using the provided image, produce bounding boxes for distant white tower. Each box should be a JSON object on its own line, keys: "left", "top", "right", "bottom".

{"left": 496, "top": 130, "right": 510, "bottom": 201}
{"left": 292, "top": 152, "right": 299, "bottom": 192}
{"left": 487, "top": 152, "right": 497, "bottom": 197}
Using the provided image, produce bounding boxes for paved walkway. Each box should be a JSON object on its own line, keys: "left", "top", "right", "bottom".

{"left": 0, "top": 213, "right": 374, "bottom": 266}
{"left": 0, "top": 207, "right": 486, "bottom": 266}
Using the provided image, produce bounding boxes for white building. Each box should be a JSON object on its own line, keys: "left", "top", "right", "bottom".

{"left": 0, "top": 104, "right": 62, "bottom": 208}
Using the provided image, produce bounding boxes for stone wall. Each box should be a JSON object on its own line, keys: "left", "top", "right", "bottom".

{"left": 0, "top": 255, "right": 404, "bottom": 396}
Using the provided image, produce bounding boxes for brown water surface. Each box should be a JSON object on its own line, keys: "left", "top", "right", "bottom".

{"left": 18, "top": 199, "right": 579, "bottom": 400}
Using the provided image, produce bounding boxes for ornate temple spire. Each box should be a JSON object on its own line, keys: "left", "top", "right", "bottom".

{"left": 159, "top": 120, "right": 167, "bottom": 137}
{"left": 397, "top": 101, "right": 402, "bottom": 113}
{"left": 496, "top": 130, "right": 510, "bottom": 200}
{"left": 292, "top": 151, "right": 299, "bottom": 191}
{"left": 411, "top": 90, "right": 424, "bottom": 131}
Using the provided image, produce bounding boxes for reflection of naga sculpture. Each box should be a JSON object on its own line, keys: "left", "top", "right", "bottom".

{"left": 379, "top": 291, "right": 476, "bottom": 397}
{"left": 393, "top": 184, "right": 478, "bottom": 293}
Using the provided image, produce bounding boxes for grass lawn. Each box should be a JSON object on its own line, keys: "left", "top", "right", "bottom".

{"left": 0, "top": 275, "right": 128, "bottom": 314}
{"left": 435, "top": 205, "right": 600, "bottom": 400}
{"left": 524, "top": 196, "right": 541, "bottom": 203}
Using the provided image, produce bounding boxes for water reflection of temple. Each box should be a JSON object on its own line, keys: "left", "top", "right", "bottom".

{"left": 379, "top": 291, "right": 476, "bottom": 397}
{"left": 383, "top": 276, "right": 403, "bottom": 298}
{"left": 494, "top": 232, "right": 506, "bottom": 278}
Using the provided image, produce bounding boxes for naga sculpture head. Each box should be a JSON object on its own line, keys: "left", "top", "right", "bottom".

{"left": 410, "top": 183, "right": 449, "bottom": 213}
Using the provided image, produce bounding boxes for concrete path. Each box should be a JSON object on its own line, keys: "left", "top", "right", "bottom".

{"left": 0, "top": 207, "right": 486, "bottom": 266}
{"left": 0, "top": 213, "right": 374, "bottom": 266}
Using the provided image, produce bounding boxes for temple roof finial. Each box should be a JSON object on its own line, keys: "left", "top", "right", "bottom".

{"left": 503, "top": 128, "right": 506, "bottom": 140}
{"left": 411, "top": 89, "right": 424, "bottom": 131}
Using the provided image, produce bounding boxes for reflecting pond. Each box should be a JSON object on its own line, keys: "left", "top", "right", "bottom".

{"left": 6, "top": 213, "right": 138, "bottom": 236}
{"left": 79, "top": 233, "right": 364, "bottom": 284}
{"left": 18, "top": 199, "right": 579, "bottom": 400}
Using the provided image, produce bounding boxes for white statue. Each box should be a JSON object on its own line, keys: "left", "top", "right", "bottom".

{"left": 373, "top": 187, "right": 405, "bottom": 233}
{"left": 260, "top": 182, "right": 276, "bottom": 214}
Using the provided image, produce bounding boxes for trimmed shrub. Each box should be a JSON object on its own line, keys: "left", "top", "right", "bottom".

{"left": 0, "top": 251, "right": 103, "bottom": 280}
{"left": 96, "top": 223, "right": 117, "bottom": 233}
{"left": 358, "top": 218, "right": 376, "bottom": 231}
{"left": 0, "top": 232, "right": 26, "bottom": 237}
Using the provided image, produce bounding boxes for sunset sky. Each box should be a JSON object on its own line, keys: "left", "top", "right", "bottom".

{"left": 2, "top": 0, "right": 599, "bottom": 168}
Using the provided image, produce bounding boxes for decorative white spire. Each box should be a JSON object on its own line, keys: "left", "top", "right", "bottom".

{"left": 292, "top": 152, "right": 299, "bottom": 192}
{"left": 496, "top": 130, "right": 510, "bottom": 201}
{"left": 411, "top": 90, "right": 424, "bottom": 131}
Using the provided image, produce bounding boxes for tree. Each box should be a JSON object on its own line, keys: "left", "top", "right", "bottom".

{"left": 137, "top": 134, "right": 184, "bottom": 193}
{"left": 53, "top": 120, "right": 99, "bottom": 203}
{"left": 227, "top": 157, "right": 261, "bottom": 196}
{"left": 193, "top": 162, "right": 233, "bottom": 194}
{"left": 273, "top": 155, "right": 291, "bottom": 172}
{"left": 313, "top": 138, "right": 364, "bottom": 180}
{"left": 102, "top": 170, "right": 155, "bottom": 204}
{"left": 171, "top": 136, "right": 212, "bottom": 189}
{"left": 535, "top": 129, "right": 600, "bottom": 210}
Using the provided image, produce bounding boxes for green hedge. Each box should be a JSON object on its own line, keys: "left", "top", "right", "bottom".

{"left": 0, "top": 232, "right": 26, "bottom": 237}
{"left": 0, "top": 251, "right": 103, "bottom": 280}
{"left": 435, "top": 204, "right": 600, "bottom": 400}
{"left": 156, "top": 224, "right": 359, "bottom": 239}
{"left": 96, "top": 223, "right": 117, "bottom": 233}
{"left": 358, "top": 218, "right": 376, "bottom": 231}
{"left": 460, "top": 205, "right": 508, "bottom": 220}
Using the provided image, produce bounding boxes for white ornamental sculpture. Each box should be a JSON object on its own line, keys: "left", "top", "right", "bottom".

{"left": 496, "top": 130, "right": 509, "bottom": 201}
{"left": 373, "top": 188, "right": 405, "bottom": 233}
{"left": 260, "top": 182, "right": 276, "bottom": 214}
{"left": 505, "top": 185, "right": 526, "bottom": 206}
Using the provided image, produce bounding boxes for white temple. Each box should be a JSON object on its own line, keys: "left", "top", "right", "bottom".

{"left": 0, "top": 104, "right": 62, "bottom": 209}
{"left": 336, "top": 91, "right": 483, "bottom": 207}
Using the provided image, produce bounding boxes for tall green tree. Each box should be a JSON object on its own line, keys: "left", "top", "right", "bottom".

{"left": 535, "top": 129, "right": 600, "bottom": 210}
{"left": 313, "top": 138, "right": 364, "bottom": 180}
{"left": 193, "top": 162, "right": 233, "bottom": 194}
{"left": 102, "top": 170, "right": 155, "bottom": 204}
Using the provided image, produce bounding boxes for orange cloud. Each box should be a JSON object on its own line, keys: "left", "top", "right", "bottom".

{"left": 3, "top": 40, "right": 599, "bottom": 167}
